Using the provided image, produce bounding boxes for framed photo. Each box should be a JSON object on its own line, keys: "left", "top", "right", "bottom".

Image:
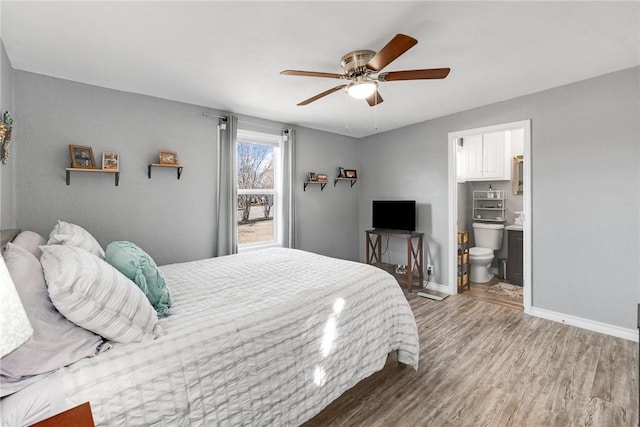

{"left": 159, "top": 150, "right": 178, "bottom": 165}
{"left": 69, "top": 145, "right": 96, "bottom": 169}
{"left": 102, "top": 152, "right": 119, "bottom": 170}
{"left": 317, "top": 174, "right": 328, "bottom": 183}
{"left": 344, "top": 169, "right": 357, "bottom": 179}
{"left": 308, "top": 172, "right": 317, "bottom": 182}
{"left": 338, "top": 167, "right": 345, "bottom": 178}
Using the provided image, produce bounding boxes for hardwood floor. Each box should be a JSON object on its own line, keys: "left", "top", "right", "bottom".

{"left": 304, "top": 293, "right": 638, "bottom": 426}
{"left": 464, "top": 276, "right": 523, "bottom": 310}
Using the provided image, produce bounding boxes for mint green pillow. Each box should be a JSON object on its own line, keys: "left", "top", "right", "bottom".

{"left": 105, "top": 241, "right": 172, "bottom": 317}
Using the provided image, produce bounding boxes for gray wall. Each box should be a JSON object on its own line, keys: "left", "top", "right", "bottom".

{"left": 0, "top": 40, "right": 16, "bottom": 229}
{"left": 531, "top": 67, "right": 639, "bottom": 329}
{"left": 457, "top": 182, "right": 470, "bottom": 245}
{"left": 295, "top": 127, "right": 360, "bottom": 261}
{"left": 13, "top": 71, "right": 360, "bottom": 265}
{"left": 359, "top": 66, "right": 640, "bottom": 330}
{"left": 358, "top": 122, "right": 449, "bottom": 276}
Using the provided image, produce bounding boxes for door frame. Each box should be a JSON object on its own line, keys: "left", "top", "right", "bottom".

{"left": 447, "top": 120, "right": 532, "bottom": 312}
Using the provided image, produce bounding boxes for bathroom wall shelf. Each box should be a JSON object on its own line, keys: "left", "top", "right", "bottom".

{"left": 66, "top": 168, "right": 120, "bottom": 186}
{"left": 333, "top": 177, "right": 357, "bottom": 187}
{"left": 148, "top": 163, "right": 183, "bottom": 180}
{"left": 457, "top": 231, "right": 470, "bottom": 292}
{"left": 472, "top": 190, "right": 506, "bottom": 222}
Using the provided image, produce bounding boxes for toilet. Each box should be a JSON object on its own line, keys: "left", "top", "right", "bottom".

{"left": 469, "top": 222, "right": 505, "bottom": 283}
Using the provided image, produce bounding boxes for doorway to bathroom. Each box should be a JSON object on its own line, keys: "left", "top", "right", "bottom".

{"left": 447, "top": 120, "right": 532, "bottom": 312}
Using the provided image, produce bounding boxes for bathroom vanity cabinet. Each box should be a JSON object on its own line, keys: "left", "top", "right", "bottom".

{"left": 507, "top": 229, "right": 523, "bottom": 286}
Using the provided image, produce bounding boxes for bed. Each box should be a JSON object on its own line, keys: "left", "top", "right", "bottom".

{"left": 1, "top": 225, "right": 419, "bottom": 426}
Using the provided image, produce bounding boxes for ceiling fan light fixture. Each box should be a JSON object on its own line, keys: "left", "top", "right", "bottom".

{"left": 347, "top": 79, "right": 377, "bottom": 100}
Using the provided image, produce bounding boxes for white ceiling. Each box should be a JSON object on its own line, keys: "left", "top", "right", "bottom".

{"left": 2, "top": 1, "right": 639, "bottom": 138}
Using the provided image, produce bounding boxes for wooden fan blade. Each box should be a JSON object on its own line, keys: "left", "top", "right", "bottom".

{"left": 366, "top": 90, "right": 384, "bottom": 106}
{"left": 380, "top": 68, "right": 451, "bottom": 81}
{"left": 281, "top": 70, "right": 345, "bottom": 79}
{"left": 366, "top": 34, "right": 418, "bottom": 72}
{"left": 298, "top": 85, "right": 347, "bottom": 106}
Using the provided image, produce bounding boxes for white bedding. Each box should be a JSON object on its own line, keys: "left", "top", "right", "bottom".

{"left": 5, "top": 248, "right": 419, "bottom": 426}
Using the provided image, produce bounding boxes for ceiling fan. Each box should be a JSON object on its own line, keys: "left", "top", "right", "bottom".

{"left": 281, "top": 34, "right": 450, "bottom": 107}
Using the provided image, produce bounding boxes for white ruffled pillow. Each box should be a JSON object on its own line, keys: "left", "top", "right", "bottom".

{"left": 47, "top": 220, "right": 105, "bottom": 258}
{"left": 40, "top": 245, "right": 163, "bottom": 343}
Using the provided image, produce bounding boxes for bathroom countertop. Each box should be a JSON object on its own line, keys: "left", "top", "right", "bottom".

{"left": 505, "top": 224, "right": 524, "bottom": 231}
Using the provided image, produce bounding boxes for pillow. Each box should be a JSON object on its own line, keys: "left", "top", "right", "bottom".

{"left": 105, "top": 241, "right": 172, "bottom": 317}
{"left": 40, "top": 245, "right": 163, "bottom": 343}
{"left": 11, "top": 231, "right": 47, "bottom": 259}
{"left": 47, "top": 220, "right": 105, "bottom": 258}
{"left": 1, "top": 244, "right": 105, "bottom": 396}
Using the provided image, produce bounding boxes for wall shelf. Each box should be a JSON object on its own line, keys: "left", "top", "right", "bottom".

{"left": 303, "top": 181, "right": 326, "bottom": 191}
{"left": 148, "top": 163, "right": 183, "bottom": 180}
{"left": 66, "top": 168, "right": 120, "bottom": 186}
{"left": 334, "top": 177, "right": 357, "bottom": 187}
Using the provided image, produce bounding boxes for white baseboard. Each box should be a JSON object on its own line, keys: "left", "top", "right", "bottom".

{"left": 422, "top": 281, "right": 452, "bottom": 295}
{"left": 529, "top": 307, "right": 638, "bottom": 342}
{"left": 418, "top": 282, "right": 636, "bottom": 342}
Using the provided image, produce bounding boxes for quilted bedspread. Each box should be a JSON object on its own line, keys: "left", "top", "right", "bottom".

{"left": 59, "top": 248, "right": 419, "bottom": 426}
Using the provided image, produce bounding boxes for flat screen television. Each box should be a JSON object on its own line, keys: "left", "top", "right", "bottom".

{"left": 372, "top": 200, "right": 416, "bottom": 232}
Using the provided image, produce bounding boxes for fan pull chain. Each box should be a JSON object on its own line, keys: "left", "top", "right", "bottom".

{"left": 374, "top": 91, "right": 378, "bottom": 131}
{"left": 344, "top": 90, "right": 350, "bottom": 132}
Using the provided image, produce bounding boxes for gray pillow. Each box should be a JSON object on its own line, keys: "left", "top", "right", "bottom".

{"left": 12, "top": 231, "right": 46, "bottom": 259}
{"left": 0, "top": 243, "right": 105, "bottom": 396}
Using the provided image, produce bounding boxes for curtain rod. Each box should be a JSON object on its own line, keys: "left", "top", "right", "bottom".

{"left": 202, "top": 111, "right": 289, "bottom": 132}
{"left": 238, "top": 120, "right": 288, "bottom": 132}
{"left": 202, "top": 112, "right": 227, "bottom": 120}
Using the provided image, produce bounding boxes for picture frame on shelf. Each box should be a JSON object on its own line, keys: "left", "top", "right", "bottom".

{"left": 308, "top": 172, "right": 317, "bottom": 182}
{"left": 69, "top": 145, "right": 96, "bottom": 169}
{"left": 338, "top": 167, "right": 345, "bottom": 178}
{"left": 102, "top": 152, "right": 119, "bottom": 170}
{"left": 159, "top": 150, "right": 178, "bottom": 165}
{"left": 344, "top": 169, "right": 357, "bottom": 179}
{"left": 317, "top": 174, "right": 328, "bottom": 183}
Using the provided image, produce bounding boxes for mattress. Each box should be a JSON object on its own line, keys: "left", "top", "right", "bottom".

{"left": 4, "top": 248, "right": 419, "bottom": 426}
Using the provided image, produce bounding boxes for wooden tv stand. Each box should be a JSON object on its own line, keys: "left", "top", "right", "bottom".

{"left": 365, "top": 229, "right": 424, "bottom": 294}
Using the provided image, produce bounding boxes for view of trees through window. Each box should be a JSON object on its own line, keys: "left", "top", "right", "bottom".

{"left": 237, "top": 141, "right": 275, "bottom": 245}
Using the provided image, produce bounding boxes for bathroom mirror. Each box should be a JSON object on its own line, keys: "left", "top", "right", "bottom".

{"left": 512, "top": 155, "right": 523, "bottom": 195}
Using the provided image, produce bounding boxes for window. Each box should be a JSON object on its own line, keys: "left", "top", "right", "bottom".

{"left": 236, "top": 130, "right": 283, "bottom": 249}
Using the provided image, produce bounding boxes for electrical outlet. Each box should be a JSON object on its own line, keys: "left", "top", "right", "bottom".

{"left": 427, "top": 264, "right": 434, "bottom": 275}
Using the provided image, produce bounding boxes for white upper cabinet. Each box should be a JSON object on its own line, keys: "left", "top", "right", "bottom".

{"left": 463, "top": 134, "right": 483, "bottom": 179}
{"left": 482, "top": 131, "right": 509, "bottom": 179}
{"left": 462, "top": 131, "right": 511, "bottom": 181}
